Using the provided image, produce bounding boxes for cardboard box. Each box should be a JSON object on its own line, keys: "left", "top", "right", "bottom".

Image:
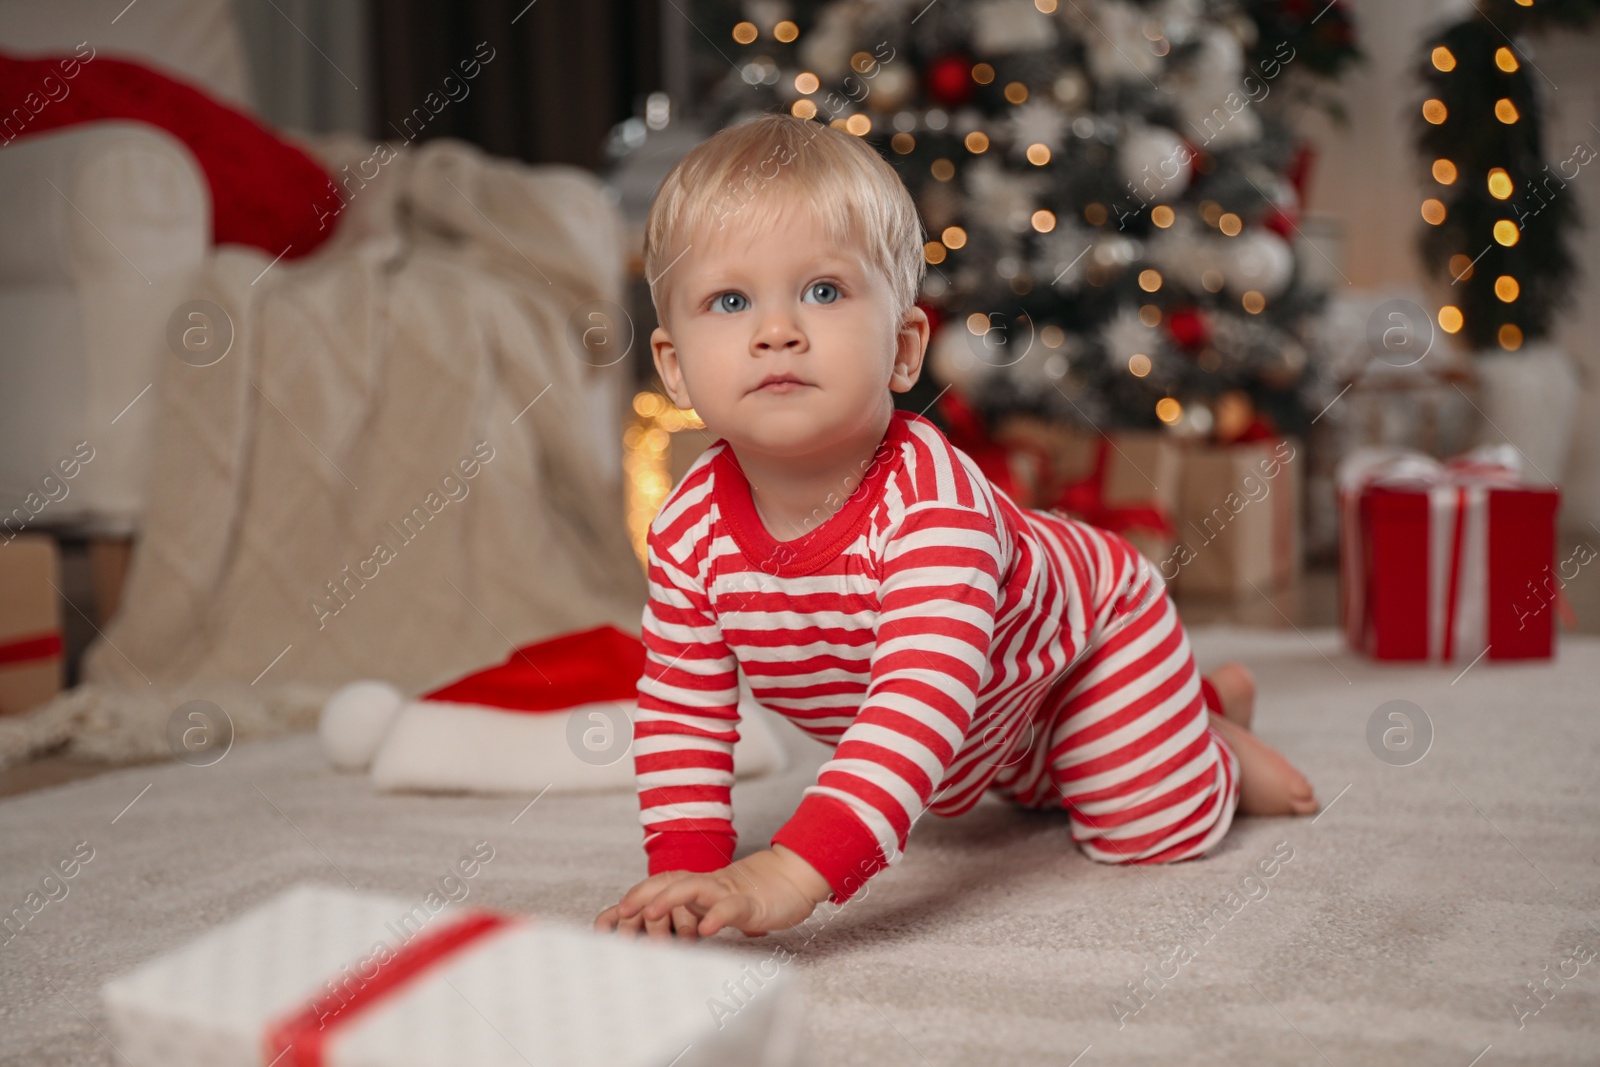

{"left": 1172, "top": 438, "right": 1303, "bottom": 597}
{"left": 996, "top": 415, "right": 1183, "bottom": 562}
{"left": 0, "top": 533, "right": 64, "bottom": 715}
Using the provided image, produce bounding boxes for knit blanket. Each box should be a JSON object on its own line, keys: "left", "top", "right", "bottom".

{"left": 0, "top": 132, "right": 648, "bottom": 768}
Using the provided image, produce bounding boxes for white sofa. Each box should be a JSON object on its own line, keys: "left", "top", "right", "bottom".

{"left": 0, "top": 0, "right": 625, "bottom": 543}
{"left": 0, "top": 0, "right": 254, "bottom": 538}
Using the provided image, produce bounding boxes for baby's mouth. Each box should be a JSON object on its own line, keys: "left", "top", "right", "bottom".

{"left": 750, "top": 375, "right": 813, "bottom": 394}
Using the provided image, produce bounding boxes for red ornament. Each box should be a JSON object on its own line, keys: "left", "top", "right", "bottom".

{"left": 917, "top": 299, "right": 946, "bottom": 338}
{"left": 1263, "top": 207, "right": 1297, "bottom": 240}
{"left": 926, "top": 53, "right": 975, "bottom": 108}
{"left": 1285, "top": 140, "right": 1317, "bottom": 201}
{"left": 1166, "top": 306, "right": 1211, "bottom": 351}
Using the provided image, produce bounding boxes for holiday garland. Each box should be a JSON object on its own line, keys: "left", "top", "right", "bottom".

{"left": 1417, "top": 0, "right": 1600, "bottom": 352}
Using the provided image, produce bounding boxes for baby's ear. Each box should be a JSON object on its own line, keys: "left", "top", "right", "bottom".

{"left": 650, "top": 326, "right": 691, "bottom": 408}
{"left": 890, "top": 306, "right": 930, "bottom": 392}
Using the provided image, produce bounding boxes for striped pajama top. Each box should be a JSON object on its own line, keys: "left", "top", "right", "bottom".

{"left": 634, "top": 408, "right": 1119, "bottom": 904}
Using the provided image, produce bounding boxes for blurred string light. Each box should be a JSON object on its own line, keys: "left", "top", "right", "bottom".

{"left": 625, "top": 391, "right": 703, "bottom": 566}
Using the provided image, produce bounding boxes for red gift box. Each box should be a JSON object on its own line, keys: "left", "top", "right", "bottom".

{"left": 1338, "top": 446, "right": 1560, "bottom": 662}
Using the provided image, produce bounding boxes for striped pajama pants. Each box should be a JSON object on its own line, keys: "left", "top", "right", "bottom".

{"left": 987, "top": 522, "right": 1242, "bottom": 864}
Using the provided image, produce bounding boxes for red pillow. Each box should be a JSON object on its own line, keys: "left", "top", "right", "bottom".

{"left": 0, "top": 44, "right": 343, "bottom": 259}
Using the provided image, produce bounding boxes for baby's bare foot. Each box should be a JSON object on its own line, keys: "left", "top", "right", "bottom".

{"left": 1207, "top": 709, "right": 1319, "bottom": 817}
{"left": 1205, "top": 662, "right": 1255, "bottom": 730}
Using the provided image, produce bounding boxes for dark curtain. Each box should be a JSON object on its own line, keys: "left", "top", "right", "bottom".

{"left": 367, "top": 0, "right": 663, "bottom": 171}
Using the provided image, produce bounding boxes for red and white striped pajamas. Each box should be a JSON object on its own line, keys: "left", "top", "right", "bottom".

{"left": 633, "top": 409, "right": 1241, "bottom": 905}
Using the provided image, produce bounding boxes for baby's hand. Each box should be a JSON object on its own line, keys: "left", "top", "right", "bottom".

{"left": 594, "top": 846, "right": 832, "bottom": 942}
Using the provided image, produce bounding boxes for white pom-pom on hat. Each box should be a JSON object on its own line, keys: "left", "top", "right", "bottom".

{"left": 320, "top": 681, "right": 405, "bottom": 771}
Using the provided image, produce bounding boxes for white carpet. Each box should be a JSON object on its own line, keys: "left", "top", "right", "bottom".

{"left": 1, "top": 626, "right": 1597, "bottom": 1066}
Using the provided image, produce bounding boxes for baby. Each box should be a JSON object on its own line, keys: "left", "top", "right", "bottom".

{"left": 594, "top": 113, "right": 1317, "bottom": 943}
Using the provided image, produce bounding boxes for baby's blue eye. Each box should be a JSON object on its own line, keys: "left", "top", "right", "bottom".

{"left": 711, "top": 292, "right": 749, "bottom": 313}
{"left": 805, "top": 282, "right": 840, "bottom": 304}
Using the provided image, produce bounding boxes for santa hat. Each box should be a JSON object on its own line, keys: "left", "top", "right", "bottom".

{"left": 319, "top": 623, "right": 788, "bottom": 795}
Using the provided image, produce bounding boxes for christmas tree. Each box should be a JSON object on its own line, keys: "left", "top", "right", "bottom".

{"left": 1415, "top": 0, "right": 1600, "bottom": 353}
{"left": 681, "top": 0, "right": 1359, "bottom": 448}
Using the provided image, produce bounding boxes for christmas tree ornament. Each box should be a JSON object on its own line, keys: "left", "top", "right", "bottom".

{"left": 1166, "top": 305, "right": 1211, "bottom": 351}
{"left": 926, "top": 52, "right": 977, "bottom": 108}
{"left": 1119, "top": 122, "right": 1193, "bottom": 197}
{"left": 1224, "top": 230, "right": 1295, "bottom": 300}
{"left": 866, "top": 63, "right": 914, "bottom": 110}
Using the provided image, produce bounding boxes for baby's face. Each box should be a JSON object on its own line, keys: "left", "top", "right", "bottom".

{"left": 650, "top": 201, "right": 924, "bottom": 461}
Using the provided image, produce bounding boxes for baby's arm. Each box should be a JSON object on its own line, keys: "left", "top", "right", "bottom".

{"left": 767, "top": 501, "right": 1005, "bottom": 906}
{"left": 597, "top": 521, "right": 742, "bottom": 932}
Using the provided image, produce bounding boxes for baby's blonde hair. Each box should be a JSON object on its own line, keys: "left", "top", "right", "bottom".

{"left": 643, "top": 112, "right": 926, "bottom": 326}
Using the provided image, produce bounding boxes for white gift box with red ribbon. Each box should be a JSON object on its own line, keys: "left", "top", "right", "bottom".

{"left": 1337, "top": 445, "right": 1560, "bottom": 662}
{"left": 100, "top": 884, "right": 807, "bottom": 1067}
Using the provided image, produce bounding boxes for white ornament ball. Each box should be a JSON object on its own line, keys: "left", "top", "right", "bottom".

{"left": 1225, "top": 231, "right": 1296, "bottom": 300}
{"left": 320, "top": 681, "right": 405, "bottom": 771}
{"left": 866, "top": 64, "right": 914, "bottom": 110}
{"left": 1191, "top": 26, "right": 1245, "bottom": 93}
{"left": 1120, "top": 124, "right": 1192, "bottom": 196}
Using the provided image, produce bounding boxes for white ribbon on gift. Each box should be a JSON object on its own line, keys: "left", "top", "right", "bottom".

{"left": 1336, "top": 444, "right": 1523, "bottom": 661}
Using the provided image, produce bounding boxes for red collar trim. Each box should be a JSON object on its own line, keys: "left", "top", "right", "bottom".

{"left": 713, "top": 411, "right": 914, "bottom": 577}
